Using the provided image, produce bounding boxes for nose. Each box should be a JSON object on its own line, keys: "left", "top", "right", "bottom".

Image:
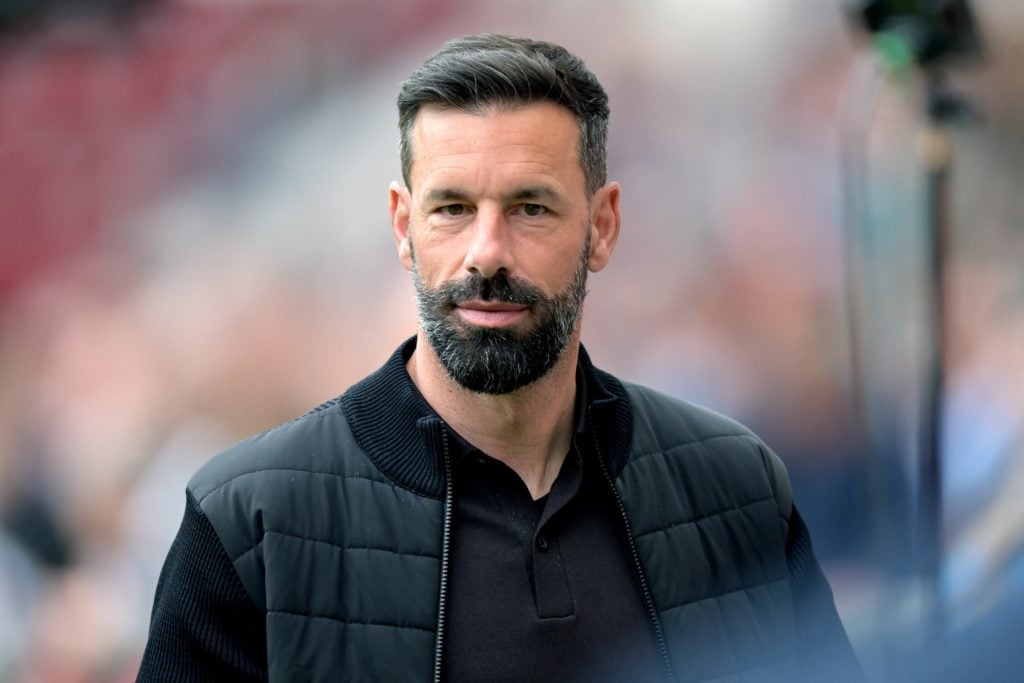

{"left": 463, "top": 207, "right": 514, "bottom": 279}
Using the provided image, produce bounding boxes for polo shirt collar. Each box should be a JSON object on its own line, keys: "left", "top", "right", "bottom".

{"left": 339, "top": 336, "right": 632, "bottom": 500}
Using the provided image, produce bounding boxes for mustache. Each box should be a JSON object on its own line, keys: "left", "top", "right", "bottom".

{"left": 432, "top": 272, "right": 544, "bottom": 307}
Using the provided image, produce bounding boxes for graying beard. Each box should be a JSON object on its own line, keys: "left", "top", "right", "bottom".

{"left": 411, "top": 238, "right": 590, "bottom": 394}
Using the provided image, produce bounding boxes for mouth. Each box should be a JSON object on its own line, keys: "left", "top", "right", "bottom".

{"left": 455, "top": 301, "right": 529, "bottom": 328}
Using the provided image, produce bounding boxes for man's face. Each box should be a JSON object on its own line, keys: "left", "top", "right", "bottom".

{"left": 390, "top": 102, "right": 609, "bottom": 394}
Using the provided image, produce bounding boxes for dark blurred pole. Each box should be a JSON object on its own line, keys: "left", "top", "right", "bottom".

{"left": 915, "top": 65, "right": 978, "bottom": 643}
{"left": 917, "top": 69, "right": 953, "bottom": 644}
{"left": 846, "top": 0, "right": 982, "bottom": 655}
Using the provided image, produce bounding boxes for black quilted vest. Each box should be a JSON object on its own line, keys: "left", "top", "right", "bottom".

{"left": 189, "top": 339, "right": 799, "bottom": 682}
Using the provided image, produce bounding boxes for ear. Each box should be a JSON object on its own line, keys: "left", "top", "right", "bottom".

{"left": 389, "top": 181, "right": 413, "bottom": 271}
{"left": 587, "top": 181, "right": 621, "bottom": 272}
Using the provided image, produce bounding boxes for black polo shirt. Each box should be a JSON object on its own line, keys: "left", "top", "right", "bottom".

{"left": 439, "top": 370, "right": 665, "bottom": 682}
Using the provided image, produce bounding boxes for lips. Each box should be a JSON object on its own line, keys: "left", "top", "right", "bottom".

{"left": 455, "top": 302, "right": 528, "bottom": 327}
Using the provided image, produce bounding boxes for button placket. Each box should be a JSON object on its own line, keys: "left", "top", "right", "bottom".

{"left": 532, "top": 527, "right": 574, "bottom": 619}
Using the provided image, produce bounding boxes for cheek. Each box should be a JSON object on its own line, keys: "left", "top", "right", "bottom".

{"left": 411, "top": 229, "right": 475, "bottom": 272}
{"left": 528, "top": 241, "right": 586, "bottom": 287}
{"left": 408, "top": 244, "right": 457, "bottom": 285}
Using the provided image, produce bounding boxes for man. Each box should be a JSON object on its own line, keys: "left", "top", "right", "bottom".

{"left": 139, "top": 34, "right": 862, "bottom": 681}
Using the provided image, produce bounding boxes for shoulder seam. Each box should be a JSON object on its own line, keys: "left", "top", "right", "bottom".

{"left": 629, "top": 433, "right": 761, "bottom": 463}
{"left": 197, "top": 470, "right": 393, "bottom": 505}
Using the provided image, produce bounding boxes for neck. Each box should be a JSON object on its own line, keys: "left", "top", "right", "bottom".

{"left": 407, "top": 330, "right": 579, "bottom": 499}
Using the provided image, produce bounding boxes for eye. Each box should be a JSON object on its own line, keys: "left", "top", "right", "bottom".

{"left": 439, "top": 204, "right": 466, "bottom": 217}
{"left": 521, "top": 204, "right": 546, "bottom": 217}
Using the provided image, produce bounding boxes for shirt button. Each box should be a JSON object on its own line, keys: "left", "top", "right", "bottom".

{"left": 535, "top": 535, "right": 549, "bottom": 551}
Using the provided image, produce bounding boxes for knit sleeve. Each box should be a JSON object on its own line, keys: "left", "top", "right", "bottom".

{"left": 137, "top": 489, "right": 268, "bottom": 682}
{"left": 786, "top": 505, "right": 865, "bottom": 682}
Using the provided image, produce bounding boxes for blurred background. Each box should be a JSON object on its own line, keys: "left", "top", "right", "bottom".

{"left": 0, "top": 0, "right": 1021, "bottom": 681}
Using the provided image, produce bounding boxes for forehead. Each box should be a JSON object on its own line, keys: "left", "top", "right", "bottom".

{"left": 407, "top": 102, "right": 585, "bottom": 196}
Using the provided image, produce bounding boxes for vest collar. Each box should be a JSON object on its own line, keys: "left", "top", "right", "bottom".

{"left": 339, "top": 336, "right": 633, "bottom": 499}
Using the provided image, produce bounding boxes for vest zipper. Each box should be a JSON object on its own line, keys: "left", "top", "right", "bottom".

{"left": 591, "top": 432, "right": 678, "bottom": 683}
{"left": 432, "top": 429, "right": 454, "bottom": 683}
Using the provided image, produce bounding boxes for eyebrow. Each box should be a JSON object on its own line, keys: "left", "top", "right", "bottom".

{"left": 422, "top": 185, "right": 564, "bottom": 205}
{"left": 423, "top": 187, "right": 471, "bottom": 204}
{"left": 506, "top": 186, "right": 563, "bottom": 204}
